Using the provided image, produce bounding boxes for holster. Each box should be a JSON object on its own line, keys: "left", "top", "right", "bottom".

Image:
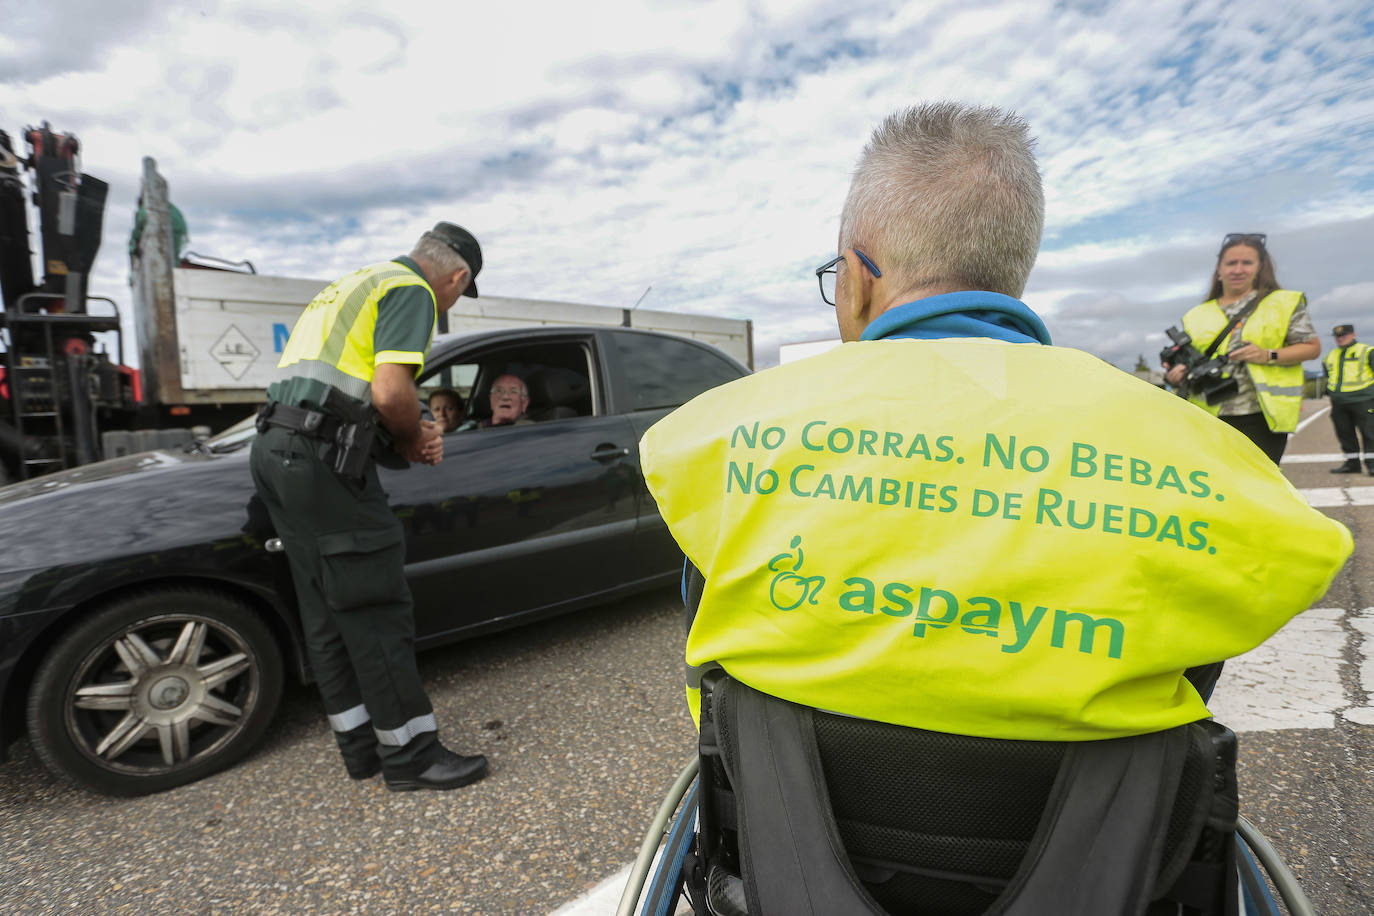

{"left": 330, "top": 419, "right": 375, "bottom": 478}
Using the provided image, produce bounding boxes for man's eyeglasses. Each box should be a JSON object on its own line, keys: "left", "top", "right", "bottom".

{"left": 491, "top": 386, "right": 526, "bottom": 398}
{"left": 815, "top": 249, "right": 882, "bottom": 306}
{"left": 1221, "top": 232, "right": 1266, "bottom": 250}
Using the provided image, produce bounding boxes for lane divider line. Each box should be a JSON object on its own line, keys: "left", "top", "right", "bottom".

{"left": 1294, "top": 405, "right": 1331, "bottom": 435}
{"left": 1283, "top": 452, "right": 1350, "bottom": 464}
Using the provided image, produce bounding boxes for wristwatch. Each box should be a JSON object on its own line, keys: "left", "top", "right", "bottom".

{"left": 1269, "top": 350, "right": 1279, "bottom": 364}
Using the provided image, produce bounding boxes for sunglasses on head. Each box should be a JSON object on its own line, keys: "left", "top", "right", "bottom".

{"left": 1220, "top": 232, "right": 1266, "bottom": 251}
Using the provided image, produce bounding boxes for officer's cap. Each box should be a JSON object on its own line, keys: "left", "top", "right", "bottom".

{"left": 425, "top": 222, "right": 482, "bottom": 298}
{"left": 1333, "top": 324, "right": 1355, "bottom": 336}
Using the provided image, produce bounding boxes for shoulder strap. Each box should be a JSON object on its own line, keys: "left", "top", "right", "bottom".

{"left": 988, "top": 727, "right": 1192, "bottom": 916}
{"left": 716, "top": 679, "right": 886, "bottom": 915}
{"left": 1201, "top": 297, "right": 1261, "bottom": 359}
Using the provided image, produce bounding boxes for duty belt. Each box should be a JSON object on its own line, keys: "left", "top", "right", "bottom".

{"left": 256, "top": 398, "right": 377, "bottom": 478}
{"left": 256, "top": 401, "right": 346, "bottom": 441}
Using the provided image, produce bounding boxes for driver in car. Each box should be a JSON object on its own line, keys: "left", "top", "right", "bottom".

{"left": 460, "top": 373, "right": 534, "bottom": 429}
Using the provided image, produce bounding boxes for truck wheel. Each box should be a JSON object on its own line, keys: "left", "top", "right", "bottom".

{"left": 26, "top": 587, "right": 283, "bottom": 796}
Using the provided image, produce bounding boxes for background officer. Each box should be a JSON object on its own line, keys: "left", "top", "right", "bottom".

{"left": 1324, "top": 323, "right": 1374, "bottom": 474}
{"left": 250, "top": 222, "right": 489, "bottom": 791}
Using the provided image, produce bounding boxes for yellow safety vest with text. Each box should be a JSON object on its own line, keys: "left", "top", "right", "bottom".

{"left": 278, "top": 261, "right": 436, "bottom": 402}
{"left": 640, "top": 339, "right": 1350, "bottom": 741}
{"left": 1323, "top": 342, "right": 1374, "bottom": 395}
{"left": 1180, "top": 290, "right": 1306, "bottom": 432}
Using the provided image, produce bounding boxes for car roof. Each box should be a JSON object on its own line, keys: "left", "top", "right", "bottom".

{"left": 429, "top": 324, "right": 747, "bottom": 370}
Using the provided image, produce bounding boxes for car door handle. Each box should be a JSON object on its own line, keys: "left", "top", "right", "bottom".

{"left": 590, "top": 445, "right": 630, "bottom": 461}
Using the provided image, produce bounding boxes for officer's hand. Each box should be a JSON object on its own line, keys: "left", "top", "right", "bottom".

{"left": 1165, "top": 363, "right": 1187, "bottom": 386}
{"left": 418, "top": 420, "right": 443, "bottom": 466}
{"left": 400, "top": 421, "right": 443, "bottom": 465}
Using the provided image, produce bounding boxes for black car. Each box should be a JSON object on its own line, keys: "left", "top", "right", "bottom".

{"left": 0, "top": 325, "right": 747, "bottom": 795}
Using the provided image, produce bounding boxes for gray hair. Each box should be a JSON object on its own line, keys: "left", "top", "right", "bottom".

{"left": 410, "top": 232, "right": 471, "bottom": 277}
{"left": 838, "top": 102, "right": 1044, "bottom": 298}
{"left": 492, "top": 373, "right": 527, "bottom": 397}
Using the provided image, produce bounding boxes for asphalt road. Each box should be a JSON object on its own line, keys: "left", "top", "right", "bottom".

{"left": 1, "top": 399, "right": 1372, "bottom": 915}
{"left": 1225, "top": 401, "right": 1374, "bottom": 915}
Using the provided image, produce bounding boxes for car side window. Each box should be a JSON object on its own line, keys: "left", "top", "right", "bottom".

{"left": 419, "top": 363, "right": 478, "bottom": 404}
{"left": 613, "top": 334, "right": 743, "bottom": 411}
{"left": 420, "top": 340, "right": 597, "bottom": 429}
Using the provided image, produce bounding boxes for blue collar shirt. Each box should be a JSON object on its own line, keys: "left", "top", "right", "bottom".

{"left": 859, "top": 290, "right": 1052, "bottom": 345}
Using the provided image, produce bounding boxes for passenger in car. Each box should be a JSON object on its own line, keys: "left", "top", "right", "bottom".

{"left": 428, "top": 387, "right": 465, "bottom": 433}
{"left": 459, "top": 373, "right": 534, "bottom": 429}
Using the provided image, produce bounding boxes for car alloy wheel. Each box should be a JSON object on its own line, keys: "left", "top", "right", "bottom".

{"left": 27, "top": 587, "right": 283, "bottom": 796}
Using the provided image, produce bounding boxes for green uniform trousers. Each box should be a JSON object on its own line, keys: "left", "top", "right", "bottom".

{"left": 250, "top": 423, "right": 439, "bottom": 773}
{"left": 1329, "top": 393, "right": 1374, "bottom": 469}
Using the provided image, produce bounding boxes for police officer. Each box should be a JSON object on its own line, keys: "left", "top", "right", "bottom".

{"left": 250, "top": 223, "right": 488, "bottom": 791}
{"left": 1324, "top": 324, "right": 1374, "bottom": 474}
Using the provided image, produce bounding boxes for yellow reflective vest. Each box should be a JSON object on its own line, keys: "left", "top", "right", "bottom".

{"left": 278, "top": 261, "right": 436, "bottom": 401}
{"left": 1180, "top": 290, "right": 1306, "bottom": 432}
{"left": 640, "top": 339, "right": 1351, "bottom": 741}
{"left": 1324, "top": 341, "right": 1374, "bottom": 396}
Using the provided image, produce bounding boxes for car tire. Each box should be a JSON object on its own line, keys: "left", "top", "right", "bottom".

{"left": 26, "top": 587, "right": 284, "bottom": 796}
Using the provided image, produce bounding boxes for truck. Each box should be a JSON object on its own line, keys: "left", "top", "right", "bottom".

{"left": 0, "top": 123, "right": 754, "bottom": 483}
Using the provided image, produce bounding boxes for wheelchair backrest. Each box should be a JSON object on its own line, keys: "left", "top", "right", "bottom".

{"left": 693, "top": 673, "right": 1237, "bottom": 916}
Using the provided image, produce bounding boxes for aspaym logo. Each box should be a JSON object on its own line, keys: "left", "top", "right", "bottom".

{"left": 757, "top": 535, "right": 1124, "bottom": 659}
{"left": 767, "top": 536, "right": 825, "bottom": 611}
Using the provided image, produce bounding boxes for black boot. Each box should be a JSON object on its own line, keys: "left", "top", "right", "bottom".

{"left": 1331, "top": 460, "right": 1361, "bottom": 473}
{"left": 384, "top": 746, "right": 489, "bottom": 791}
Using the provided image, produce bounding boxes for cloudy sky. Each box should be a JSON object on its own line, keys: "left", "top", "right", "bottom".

{"left": 3, "top": 0, "right": 1372, "bottom": 370}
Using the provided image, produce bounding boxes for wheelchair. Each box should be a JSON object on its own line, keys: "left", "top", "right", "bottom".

{"left": 618, "top": 670, "right": 1314, "bottom": 916}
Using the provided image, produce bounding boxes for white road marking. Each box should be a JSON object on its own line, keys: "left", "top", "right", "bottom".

{"left": 1283, "top": 452, "right": 1350, "bottom": 464}
{"left": 1295, "top": 486, "right": 1374, "bottom": 506}
{"left": 1293, "top": 405, "right": 1331, "bottom": 435}
{"left": 1346, "top": 608, "right": 1374, "bottom": 726}
{"left": 549, "top": 865, "right": 632, "bottom": 916}
{"left": 551, "top": 844, "right": 687, "bottom": 916}
{"left": 1300, "top": 487, "right": 1351, "bottom": 506}
{"left": 1209, "top": 608, "right": 1347, "bottom": 730}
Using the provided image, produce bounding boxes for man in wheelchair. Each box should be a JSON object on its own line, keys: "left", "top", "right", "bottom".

{"left": 629, "top": 103, "right": 1351, "bottom": 915}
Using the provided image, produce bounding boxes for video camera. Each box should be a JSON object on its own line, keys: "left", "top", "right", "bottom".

{"left": 1160, "top": 327, "right": 1239, "bottom": 405}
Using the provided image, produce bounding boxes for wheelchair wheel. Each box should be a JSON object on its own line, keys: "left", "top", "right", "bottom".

{"left": 618, "top": 758, "right": 699, "bottom": 916}
{"left": 1235, "top": 815, "right": 1315, "bottom": 916}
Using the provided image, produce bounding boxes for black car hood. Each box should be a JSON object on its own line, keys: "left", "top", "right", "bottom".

{"left": 0, "top": 450, "right": 186, "bottom": 503}
{"left": 0, "top": 447, "right": 264, "bottom": 573}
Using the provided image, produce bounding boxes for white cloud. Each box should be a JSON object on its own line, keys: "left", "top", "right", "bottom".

{"left": 1314, "top": 282, "right": 1374, "bottom": 314}
{"left": 2, "top": 0, "right": 1371, "bottom": 379}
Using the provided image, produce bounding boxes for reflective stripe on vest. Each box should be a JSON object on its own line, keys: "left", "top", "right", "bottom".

{"left": 1324, "top": 341, "right": 1374, "bottom": 395}
{"left": 1180, "top": 290, "right": 1306, "bottom": 432}
{"left": 278, "top": 261, "right": 435, "bottom": 400}
{"left": 640, "top": 338, "right": 1351, "bottom": 741}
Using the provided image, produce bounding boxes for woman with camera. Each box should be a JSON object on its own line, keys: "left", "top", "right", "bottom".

{"left": 1165, "top": 233, "right": 1319, "bottom": 463}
